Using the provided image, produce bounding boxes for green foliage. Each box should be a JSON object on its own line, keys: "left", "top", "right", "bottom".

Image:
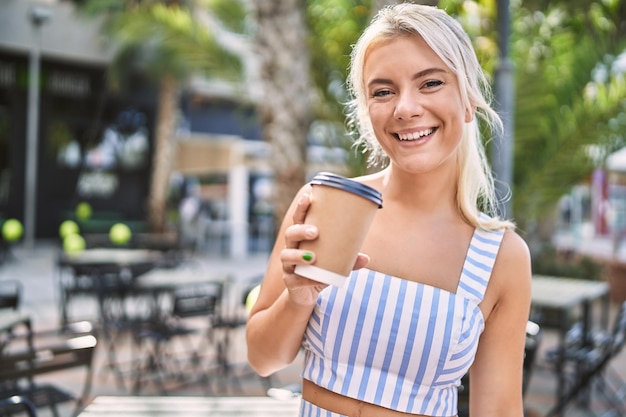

{"left": 440, "top": 0, "right": 499, "bottom": 74}
{"left": 76, "top": 1, "right": 242, "bottom": 89}
{"left": 306, "top": 0, "right": 373, "bottom": 175}
{"left": 531, "top": 244, "right": 605, "bottom": 281}
{"left": 200, "top": 0, "right": 247, "bottom": 34}
{"left": 511, "top": 3, "right": 626, "bottom": 229}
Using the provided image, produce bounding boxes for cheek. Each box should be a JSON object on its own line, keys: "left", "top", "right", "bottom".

{"left": 367, "top": 104, "right": 386, "bottom": 131}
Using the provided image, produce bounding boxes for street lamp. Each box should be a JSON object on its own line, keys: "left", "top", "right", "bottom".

{"left": 492, "top": 0, "right": 515, "bottom": 219}
{"left": 23, "top": 5, "right": 51, "bottom": 249}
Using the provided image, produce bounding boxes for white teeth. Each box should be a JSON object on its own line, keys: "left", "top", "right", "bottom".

{"left": 397, "top": 128, "right": 434, "bottom": 141}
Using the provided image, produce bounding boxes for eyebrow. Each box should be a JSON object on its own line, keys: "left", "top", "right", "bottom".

{"left": 367, "top": 67, "right": 448, "bottom": 88}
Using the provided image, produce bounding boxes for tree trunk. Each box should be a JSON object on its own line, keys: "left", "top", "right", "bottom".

{"left": 250, "top": 0, "right": 313, "bottom": 224}
{"left": 148, "top": 75, "right": 179, "bottom": 233}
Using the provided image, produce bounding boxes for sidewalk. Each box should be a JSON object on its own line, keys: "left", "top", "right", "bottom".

{"left": 1, "top": 241, "right": 625, "bottom": 417}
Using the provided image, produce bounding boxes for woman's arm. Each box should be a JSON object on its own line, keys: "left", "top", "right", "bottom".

{"left": 246, "top": 187, "right": 320, "bottom": 376}
{"left": 469, "top": 230, "right": 532, "bottom": 417}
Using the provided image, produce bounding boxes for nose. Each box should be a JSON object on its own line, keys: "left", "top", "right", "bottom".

{"left": 393, "top": 90, "right": 424, "bottom": 120}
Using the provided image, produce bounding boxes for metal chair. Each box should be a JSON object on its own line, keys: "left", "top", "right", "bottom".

{"left": 0, "top": 280, "right": 21, "bottom": 311}
{"left": 0, "top": 280, "right": 26, "bottom": 355}
{"left": 545, "top": 301, "right": 626, "bottom": 417}
{"left": 131, "top": 281, "right": 224, "bottom": 394}
{"left": 0, "top": 395, "right": 38, "bottom": 417}
{"left": 0, "top": 321, "right": 98, "bottom": 417}
{"left": 210, "top": 277, "right": 274, "bottom": 394}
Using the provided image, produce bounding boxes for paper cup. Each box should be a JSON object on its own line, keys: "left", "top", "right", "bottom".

{"left": 295, "top": 172, "right": 383, "bottom": 286}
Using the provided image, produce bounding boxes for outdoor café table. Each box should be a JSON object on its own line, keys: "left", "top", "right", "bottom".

{"left": 128, "top": 266, "right": 236, "bottom": 390}
{"left": 77, "top": 395, "right": 301, "bottom": 416}
{"left": 133, "top": 266, "right": 229, "bottom": 295}
{"left": 531, "top": 274, "right": 610, "bottom": 415}
{"left": 57, "top": 248, "right": 166, "bottom": 389}
{"left": 57, "top": 248, "right": 164, "bottom": 325}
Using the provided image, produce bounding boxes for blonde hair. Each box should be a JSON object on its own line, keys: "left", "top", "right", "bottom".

{"left": 346, "top": 2, "right": 513, "bottom": 230}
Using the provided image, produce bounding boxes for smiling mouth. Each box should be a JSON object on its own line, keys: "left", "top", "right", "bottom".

{"left": 395, "top": 128, "right": 436, "bottom": 141}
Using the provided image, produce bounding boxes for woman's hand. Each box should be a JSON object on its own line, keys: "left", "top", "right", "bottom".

{"left": 281, "top": 191, "right": 370, "bottom": 307}
{"left": 281, "top": 191, "right": 325, "bottom": 306}
{"left": 246, "top": 185, "right": 369, "bottom": 376}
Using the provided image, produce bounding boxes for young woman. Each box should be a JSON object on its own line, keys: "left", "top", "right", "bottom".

{"left": 246, "top": 3, "right": 532, "bottom": 417}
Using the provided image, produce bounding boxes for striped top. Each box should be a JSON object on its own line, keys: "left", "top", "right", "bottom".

{"left": 301, "top": 226, "right": 505, "bottom": 416}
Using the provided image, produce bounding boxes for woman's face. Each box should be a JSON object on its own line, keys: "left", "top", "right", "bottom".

{"left": 363, "top": 35, "right": 471, "bottom": 174}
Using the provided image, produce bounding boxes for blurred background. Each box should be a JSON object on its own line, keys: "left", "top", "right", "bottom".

{"left": 0, "top": 0, "right": 626, "bottom": 291}
{"left": 1, "top": 1, "right": 626, "bottom": 416}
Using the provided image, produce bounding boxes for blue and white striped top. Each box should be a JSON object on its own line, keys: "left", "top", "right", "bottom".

{"left": 301, "top": 226, "right": 505, "bottom": 416}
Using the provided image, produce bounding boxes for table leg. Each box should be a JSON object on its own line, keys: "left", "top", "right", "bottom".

{"left": 578, "top": 301, "right": 594, "bottom": 408}
{"left": 554, "top": 308, "right": 569, "bottom": 417}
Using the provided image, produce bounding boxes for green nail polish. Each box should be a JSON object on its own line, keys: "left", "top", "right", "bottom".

{"left": 302, "top": 252, "right": 313, "bottom": 261}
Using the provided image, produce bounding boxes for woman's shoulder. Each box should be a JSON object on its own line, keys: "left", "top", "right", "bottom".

{"left": 479, "top": 227, "right": 532, "bottom": 321}
{"left": 477, "top": 216, "right": 531, "bottom": 272}
{"left": 472, "top": 222, "right": 530, "bottom": 279}
{"left": 499, "top": 228, "right": 531, "bottom": 265}
{"left": 491, "top": 228, "right": 532, "bottom": 295}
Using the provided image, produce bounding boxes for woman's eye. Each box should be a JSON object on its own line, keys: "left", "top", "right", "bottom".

{"left": 372, "top": 89, "right": 393, "bottom": 98}
{"left": 423, "top": 80, "right": 444, "bottom": 89}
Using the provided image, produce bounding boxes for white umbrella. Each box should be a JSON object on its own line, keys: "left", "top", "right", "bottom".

{"left": 606, "top": 147, "right": 626, "bottom": 172}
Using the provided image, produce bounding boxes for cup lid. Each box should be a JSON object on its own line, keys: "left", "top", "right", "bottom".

{"left": 310, "top": 172, "right": 383, "bottom": 208}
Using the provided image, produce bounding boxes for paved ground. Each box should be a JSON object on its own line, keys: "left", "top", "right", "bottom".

{"left": 1, "top": 241, "right": 625, "bottom": 417}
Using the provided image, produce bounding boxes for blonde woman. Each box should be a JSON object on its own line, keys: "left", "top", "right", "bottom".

{"left": 246, "top": 3, "right": 531, "bottom": 417}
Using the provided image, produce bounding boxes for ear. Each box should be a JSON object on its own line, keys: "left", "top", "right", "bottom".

{"left": 465, "top": 106, "right": 476, "bottom": 123}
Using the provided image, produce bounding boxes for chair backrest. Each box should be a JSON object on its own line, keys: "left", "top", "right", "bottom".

{"left": 0, "top": 280, "right": 21, "bottom": 311}
{"left": 0, "top": 325, "right": 97, "bottom": 417}
{"left": 172, "top": 282, "right": 222, "bottom": 319}
{"left": 0, "top": 334, "right": 97, "bottom": 381}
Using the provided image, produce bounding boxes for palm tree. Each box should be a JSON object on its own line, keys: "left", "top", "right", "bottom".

{"left": 77, "top": 0, "right": 241, "bottom": 233}
{"left": 245, "top": 1, "right": 313, "bottom": 223}
{"left": 510, "top": 2, "right": 626, "bottom": 233}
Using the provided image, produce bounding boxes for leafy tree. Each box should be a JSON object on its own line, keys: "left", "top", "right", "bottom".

{"left": 509, "top": 2, "right": 626, "bottom": 233}
{"left": 306, "top": 0, "right": 373, "bottom": 177}
{"left": 76, "top": 0, "right": 241, "bottom": 233}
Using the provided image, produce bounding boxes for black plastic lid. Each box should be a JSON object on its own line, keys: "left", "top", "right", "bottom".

{"left": 310, "top": 172, "right": 383, "bottom": 208}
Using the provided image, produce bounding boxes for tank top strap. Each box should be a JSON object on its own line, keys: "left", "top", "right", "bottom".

{"left": 456, "top": 226, "right": 505, "bottom": 303}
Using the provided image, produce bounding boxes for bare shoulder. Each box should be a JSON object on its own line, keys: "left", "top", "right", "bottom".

{"left": 484, "top": 228, "right": 532, "bottom": 314}
{"left": 498, "top": 228, "right": 531, "bottom": 269}
{"left": 495, "top": 228, "right": 532, "bottom": 293}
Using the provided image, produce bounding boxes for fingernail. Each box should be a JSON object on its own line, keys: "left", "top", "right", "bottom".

{"left": 298, "top": 192, "right": 310, "bottom": 204}
{"left": 304, "top": 226, "right": 317, "bottom": 238}
{"left": 302, "top": 252, "right": 313, "bottom": 261}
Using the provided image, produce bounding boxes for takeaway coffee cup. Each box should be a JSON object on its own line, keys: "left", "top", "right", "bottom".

{"left": 294, "top": 172, "right": 383, "bottom": 287}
